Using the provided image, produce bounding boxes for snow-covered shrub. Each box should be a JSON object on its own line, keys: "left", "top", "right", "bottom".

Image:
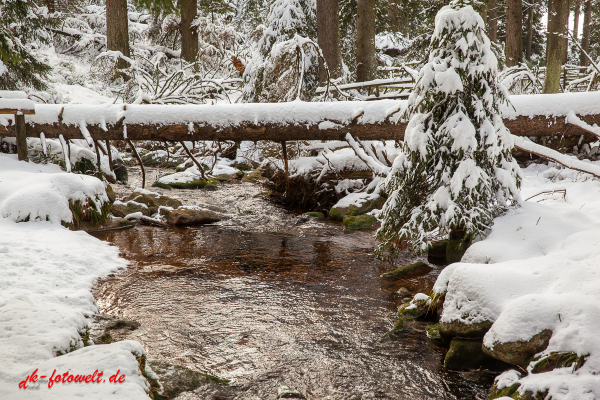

{"left": 376, "top": 1, "right": 522, "bottom": 255}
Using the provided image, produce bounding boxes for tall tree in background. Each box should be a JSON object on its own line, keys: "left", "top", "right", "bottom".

{"left": 356, "top": 0, "right": 376, "bottom": 81}
{"left": 580, "top": 0, "right": 591, "bottom": 65}
{"left": 544, "top": 0, "right": 569, "bottom": 93}
{"left": 317, "top": 0, "right": 341, "bottom": 80}
{"left": 488, "top": 0, "right": 498, "bottom": 42}
{"left": 180, "top": 0, "right": 198, "bottom": 62}
{"left": 388, "top": 0, "right": 407, "bottom": 34}
{"left": 505, "top": 0, "right": 523, "bottom": 66}
{"left": 525, "top": 0, "right": 535, "bottom": 60}
{"left": 562, "top": 0, "right": 570, "bottom": 63}
{"left": 106, "top": 0, "right": 130, "bottom": 68}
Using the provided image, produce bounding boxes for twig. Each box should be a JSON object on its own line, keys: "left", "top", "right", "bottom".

{"left": 126, "top": 139, "right": 146, "bottom": 188}
{"left": 180, "top": 141, "right": 207, "bottom": 180}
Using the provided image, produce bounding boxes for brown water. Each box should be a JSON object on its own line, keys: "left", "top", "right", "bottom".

{"left": 93, "top": 182, "right": 493, "bottom": 399}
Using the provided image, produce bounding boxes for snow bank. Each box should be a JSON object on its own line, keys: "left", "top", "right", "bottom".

{"left": 0, "top": 155, "right": 151, "bottom": 398}
{"left": 434, "top": 162, "right": 600, "bottom": 399}
{"left": 0, "top": 154, "right": 109, "bottom": 223}
{"left": 0, "top": 219, "right": 151, "bottom": 398}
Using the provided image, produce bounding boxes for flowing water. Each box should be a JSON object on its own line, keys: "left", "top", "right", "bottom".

{"left": 92, "top": 178, "right": 493, "bottom": 399}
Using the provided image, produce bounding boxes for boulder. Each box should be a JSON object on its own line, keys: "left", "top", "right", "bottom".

{"left": 277, "top": 386, "right": 305, "bottom": 399}
{"left": 439, "top": 319, "right": 493, "bottom": 340}
{"left": 125, "top": 191, "right": 182, "bottom": 214}
{"left": 530, "top": 351, "right": 587, "bottom": 374}
{"left": 427, "top": 240, "right": 448, "bottom": 262}
{"left": 329, "top": 192, "right": 384, "bottom": 221}
{"left": 444, "top": 338, "right": 498, "bottom": 371}
{"left": 380, "top": 261, "right": 432, "bottom": 280}
{"left": 111, "top": 201, "right": 151, "bottom": 217}
{"left": 483, "top": 329, "right": 553, "bottom": 368}
{"left": 396, "top": 287, "right": 412, "bottom": 298}
{"left": 105, "top": 185, "right": 116, "bottom": 203}
{"left": 446, "top": 229, "right": 472, "bottom": 263}
{"left": 161, "top": 208, "right": 221, "bottom": 226}
{"left": 397, "top": 294, "right": 432, "bottom": 318}
{"left": 113, "top": 160, "right": 128, "bottom": 184}
{"left": 242, "top": 168, "right": 263, "bottom": 183}
{"left": 342, "top": 215, "right": 378, "bottom": 230}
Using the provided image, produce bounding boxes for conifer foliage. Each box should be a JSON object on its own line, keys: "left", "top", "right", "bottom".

{"left": 0, "top": 0, "right": 58, "bottom": 90}
{"left": 376, "top": 0, "right": 522, "bottom": 256}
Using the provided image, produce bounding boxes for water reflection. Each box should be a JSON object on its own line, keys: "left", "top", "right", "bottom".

{"left": 93, "top": 225, "right": 492, "bottom": 399}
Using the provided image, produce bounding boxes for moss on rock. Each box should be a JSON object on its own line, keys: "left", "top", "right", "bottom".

{"left": 342, "top": 215, "right": 378, "bottom": 230}
{"left": 444, "top": 338, "right": 497, "bottom": 371}
{"left": 380, "top": 261, "right": 432, "bottom": 280}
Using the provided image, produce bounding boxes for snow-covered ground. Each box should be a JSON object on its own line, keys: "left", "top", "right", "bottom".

{"left": 434, "top": 162, "right": 600, "bottom": 400}
{"left": 0, "top": 155, "right": 151, "bottom": 399}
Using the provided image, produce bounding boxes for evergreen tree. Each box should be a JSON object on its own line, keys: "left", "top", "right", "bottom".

{"left": 242, "top": 0, "right": 317, "bottom": 102}
{"left": 0, "top": 0, "right": 58, "bottom": 90}
{"left": 376, "top": 0, "right": 522, "bottom": 256}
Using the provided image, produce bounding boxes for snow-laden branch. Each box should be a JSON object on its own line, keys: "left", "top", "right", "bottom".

{"left": 345, "top": 133, "right": 390, "bottom": 177}
{"left": 566, "top": 110, "right": 600, "bottom": 138}
{"left": 513, "top": 135, "right": 600, "bottom": 178}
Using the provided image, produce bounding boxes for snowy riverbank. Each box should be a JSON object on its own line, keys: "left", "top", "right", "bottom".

{"left": 434, "top": 161, "right": 600, "bottom": 400}
{"left": 0, "top": 154, "right": 151, "bottom": 398}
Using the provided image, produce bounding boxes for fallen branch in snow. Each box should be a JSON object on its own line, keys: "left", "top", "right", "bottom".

{"left": 566, "top": 111, "right": 600, "bottom": 139}
{"left": 345, "top": 133, "right": 390, "bottom": 177}
{"left": 179, "top": 141, "right": 208, "bottom": 181}
{"left": 513, "top": 135, "right": 600, "bottom": 179}
{"left": 126, "top": 139, "right": 146, "bottom": 188}
{"left": 525, "top": 188, "right": 567, "bottom": 202}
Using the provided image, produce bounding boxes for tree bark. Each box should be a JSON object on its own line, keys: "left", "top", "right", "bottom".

{"left": 562, "top": 1, "right": 570, "bottom": 63}
{"left": 180, "top": 0, "right": 198, "bottom": 63}
{"left": 580, "top": 0, "right": 591, "bottom": 66}
{"left": 506, "top": 0, "right": 524, "bottom": 67}
{"left": 388, "top": 0, "right": 407, "bottom": 34}
{"left": 544, "top": 0, "right": 569, "bottom": 93}
{"left": 317, "top": 0, "right": 341, "bottom": 81}
{"left": 525, "top": 0, "right": 535, "bottom": 60}
{"left": 356, "top": 0, "right": 376, "bottom": 82}
{"left": 106, "top": 0, "right": 130, "bottom": 68}
{"left": 488, "top": 0, "right": 498, "bottom": 42}
{"left": 573, "top": 1, "right": 580, "bottom": 45}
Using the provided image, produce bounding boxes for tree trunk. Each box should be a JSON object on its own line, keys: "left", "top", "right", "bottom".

{"left": 544, "top": 0, "right": 569, "bottom": 93}
{"left": 525, "top": 0, "right": 535, "bottom": 60}
{"left": 573, "top": 1, "right": 580, "bottom": 45}
{"left": 106, "top": 0, "right": 130, "bottom": 68}
{"left": 388, "top": 0, "right": 407, "bottom": 34}
{"left": 356, "top": 0, "right": 376, "bottom": 82}
{"left": 317, "top": 0, "right": 341, "bottom": 81}
{"left": 180, "top": 0, "right": 198, "bottom": 63}
{"left": 506, "top": 0, "right": 524, "bottom": 67}
{"left": 580, "top": 0, "right": 591, "bottom": 66}
{"left": 562, "top": 1, "right": 570, "bottom": 63}
{"left": 488, "top": 0, "right": 498, "bottom": 42}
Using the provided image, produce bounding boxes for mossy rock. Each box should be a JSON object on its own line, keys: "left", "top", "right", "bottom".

{"left": 329, "top": 195, "right": 385, "bottom": 221}
{"left": 428, "top": 240, "right": 448, "bottom": 261}
{"left": 112, "top": 202, "right": 151, "bottom": 218}
{"left": 439, "top": 319, "right": 493, "bottom": 341}
{"left": 426, "top": 324, "right": 441, "bottom": 340}
{"left": 147, "top": 360, "right": 230, "bottom": 400}
{"left": 302, "top": 212, "right": 324, "bottom": 219}
{"left": 125, "top": 191, "right": 182, "bottom": 214}
{"left": 105, "top": 185, "right": 116, "bottom": 203}
{"left": 242, "top": 168, "right": 263, "bottom": 183}
{"left": 444, "top": 338, "right": 498, "bottom": 371}
{"left": 204, "top": 183, "right": 218, "bottom": 191}
{"left": 446, "top": 229, "right": 472, "bottom": 263}
{"left": 342, "top": 215, "right": 378, "bottom": 230}
{"left": 161, "top": 208, "right": 222, "bottom": 226}
{"left": 483, "top": 329, "right": 553, "bottom": 368}
{"left": 153, "top": 179, "right": 210, "bottom": 190}
{"left": 382, "top": 316, "right": 416, "bottom": 338}
{"left": 380, "top": 261, "right": 432, "bottom": 280}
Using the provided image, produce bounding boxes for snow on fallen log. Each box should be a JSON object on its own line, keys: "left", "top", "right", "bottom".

{"left": 512, "top": 135, "right": 600, "bottom": 178}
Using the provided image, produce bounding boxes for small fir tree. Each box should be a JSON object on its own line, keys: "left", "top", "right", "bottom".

{"left": 0, "top": 0, "right": 59, "bottom": 90}
{"left": 376, "top": 0, "right": 522, "bottom": 256}
{"left": 242, "top": 0, "right": 318, "bottom": 102}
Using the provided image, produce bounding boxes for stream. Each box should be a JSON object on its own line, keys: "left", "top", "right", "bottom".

{"left": 92, "top": 175, "right": 493, "bottom": 399}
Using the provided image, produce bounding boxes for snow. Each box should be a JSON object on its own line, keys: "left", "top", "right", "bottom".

{"left": 434, "top": 161, "right": 600, "bottom": 399}
{"left": 0, "top": 98, "right": 36, "bottom": 111}
{"left": 0, "top": 155, "right": 150, "bottom": 398}
{"left": 0, "top": 154, "right": 109, "bottom": 224}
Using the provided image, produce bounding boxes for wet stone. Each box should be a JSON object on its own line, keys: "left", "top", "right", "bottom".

{"left": 277, "top": 386, "right": 306, "bottom": 399}
{"left": 161, "top": 208, "right": 222, "bottom": 226}
{"left": 381, "top": 261, "right": 432, "bottom": 280}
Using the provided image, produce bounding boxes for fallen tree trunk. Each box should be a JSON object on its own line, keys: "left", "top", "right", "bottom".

{"left": 0, "top": 114, "right": 599, "bottom": 143}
